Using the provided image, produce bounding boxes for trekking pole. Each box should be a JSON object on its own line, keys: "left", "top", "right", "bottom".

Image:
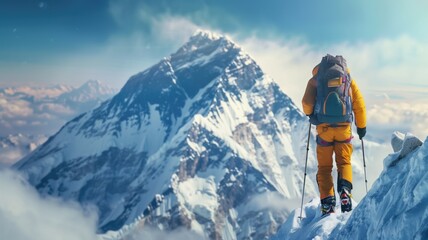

{"left": 361, "top": 139, "right": 368, "bottom": 193}
{"left": 299, "top": 123, "right": 312, "bottom": 219}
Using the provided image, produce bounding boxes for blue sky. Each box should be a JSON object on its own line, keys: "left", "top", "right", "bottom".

{"left": 2, "top": 0, "right": 427, "bottom": 60}
{"left": 1, "top": 0, "right": 428, "bottom": 105}
{"left": 0, "top": 0, "right": 428, "bottom": 51}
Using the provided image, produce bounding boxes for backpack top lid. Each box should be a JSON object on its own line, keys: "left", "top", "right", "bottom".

{"left": 318, "top": 54, "right": 347, "bottom": 79}
{"left": 314, "top": 54, "right": 353, "bottom": 124}
{"left": 321, "top": 54, "right": 347, "bottom": 67}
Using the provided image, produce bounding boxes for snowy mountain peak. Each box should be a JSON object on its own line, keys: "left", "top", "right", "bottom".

{"left": 119, "top": 31, "right": 241, "bottom": 96}
{"left": 192, "top": 29, "right": 223, "bottom": 40}
{"left": 183, "top": 29, "right": 236, "bottom": 53}
{"left": 81, "top": 79, "right": 102, "bottom": 89}
{"left": 57, "top": 80, "right": 116, "bottom": 103}
{"left": 77, "top": 79, "right": 115, "bottom": 95}
{"left": 104, "top": 30, "right": 264, "bottom": 131}
{"left": 15, "top": 31, "right": 310, "bottom": 239}
{"left": 171, "top": 30, "right": 241, "bottom": 71}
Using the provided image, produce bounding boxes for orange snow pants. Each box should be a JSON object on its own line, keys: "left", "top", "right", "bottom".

{"left": 316, "top": 124, "right": 353, "bottom": 200}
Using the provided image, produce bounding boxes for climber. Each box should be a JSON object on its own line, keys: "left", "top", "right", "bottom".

{"left": 302, "top": 54, "right": 367, "bottom": 215}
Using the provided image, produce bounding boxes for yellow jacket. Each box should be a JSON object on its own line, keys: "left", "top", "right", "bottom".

{"left": 302, "top": 65, "right": 366, "bottom": 128}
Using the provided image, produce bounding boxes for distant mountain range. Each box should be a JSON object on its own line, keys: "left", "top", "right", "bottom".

{"left": 0, "top": 80, "right": 116, "bottom": 166}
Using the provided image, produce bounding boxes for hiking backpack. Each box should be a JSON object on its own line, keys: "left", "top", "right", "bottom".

{"left": 314, "top": 55, "right": 353, "bottom": 124}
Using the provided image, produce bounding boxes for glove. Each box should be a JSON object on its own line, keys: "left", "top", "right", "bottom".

{"left": 357, "top": 127, "right": 366, "bottom": 139}
{"left": 307, "top": 114, "right": 320, "bottom": 125}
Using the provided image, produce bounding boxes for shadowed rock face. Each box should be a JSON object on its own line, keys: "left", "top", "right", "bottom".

{"left": 15, "top": 31, "right": 309, "bottom": 239}
{"left": 391, "top": 131, "right": 406, "bottom": 152}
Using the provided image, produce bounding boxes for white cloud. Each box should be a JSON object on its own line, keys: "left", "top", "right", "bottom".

{"left": 239, "top": 34, "right": 428, "bottom": 106}
{"left": 238, "top": 36, "right": 321, "bottom": 106}
{"left": 0, "top": 151, "right": 23, "bottom": 166}
{"left": 366, "top": 101, "right": 428, "bottom": 140}
{"left": 37, "top": 103, "right": 74, "bottom": 115}
{"left": 0, "top": 170, "right": 204, "bottom": 240}
{"left": 0, "top": 118, "right": 11, "bottom": 129}
{"left": 0, "top": 169, "right": 98, "bottom": 240}
{"left": 333, "top": 36, "right": 428, "bottom": 94}
{"left": 0, "top": 82, "right": 116, "bottom": 136}
{"left": 151, "top": 16, "right": 201, "bottom": 44}
{"left": 245, "top": 191, "right": 300, "bottom": 215}
{"left": 0, "top": 98, "right": 33, "bottom": 118}
{"left": 14, "top": 120, "right": 28, "bottom": 126}
{"left": 30, "top": 120, "right": 45, "bottom": 126}
{"left": 4, "top": 86, "right": 71, "bottom": 99}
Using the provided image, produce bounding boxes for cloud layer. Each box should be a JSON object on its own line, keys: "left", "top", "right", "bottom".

{"left": 0, "top": 169, "right": 98, "bottom": 240}
{"left": 0, "top": 134, "right": 47, "bottom": 166}
{"left": 366, "top": 102, "right": 428, "bottom": 141}
{"left": 0, "top": 82, "right": 115, "bottom": 136}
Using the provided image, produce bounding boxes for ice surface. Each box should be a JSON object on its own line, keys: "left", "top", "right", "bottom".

{"left": 271, "top": 198, "right": 355, "bottom": 240}
{"left": 176, "top": 176, "right": 219, "bottom": 221}
{"left": 385, "top": 132, "right": 423, "bottom": 168}
{"left": 391, "top": 131, "right": 405, "bottom": 152}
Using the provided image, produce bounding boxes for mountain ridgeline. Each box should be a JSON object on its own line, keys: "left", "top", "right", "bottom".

{"left": 15, "top": 31, "right": 318, "bottom": 239}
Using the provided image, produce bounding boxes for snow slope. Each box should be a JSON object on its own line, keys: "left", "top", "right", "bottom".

{"left": 272, "top": 132, "right": 428, "bottom": 240}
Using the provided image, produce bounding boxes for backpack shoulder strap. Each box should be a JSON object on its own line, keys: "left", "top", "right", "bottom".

{"left": 312, "top": 64, "right": 320, "bottom": 77}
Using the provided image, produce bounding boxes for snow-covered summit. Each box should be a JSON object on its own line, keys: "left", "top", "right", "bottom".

{"left": 120, "top": 30, "right": 247, "bottom": 101}
{"left": 15, "top": 31, "right": 316, "bottom": 239}
{"left": 178, "top": 29, "right": 234, "bottom": 55}
{"left": 58, "top": 79, "right": 116, "bottom": 103}
{"left": 78, "top": 79, "right": 114, "bottom": 96}
{"left": 192, "top": 29, "right": 223, "bottom": 40}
